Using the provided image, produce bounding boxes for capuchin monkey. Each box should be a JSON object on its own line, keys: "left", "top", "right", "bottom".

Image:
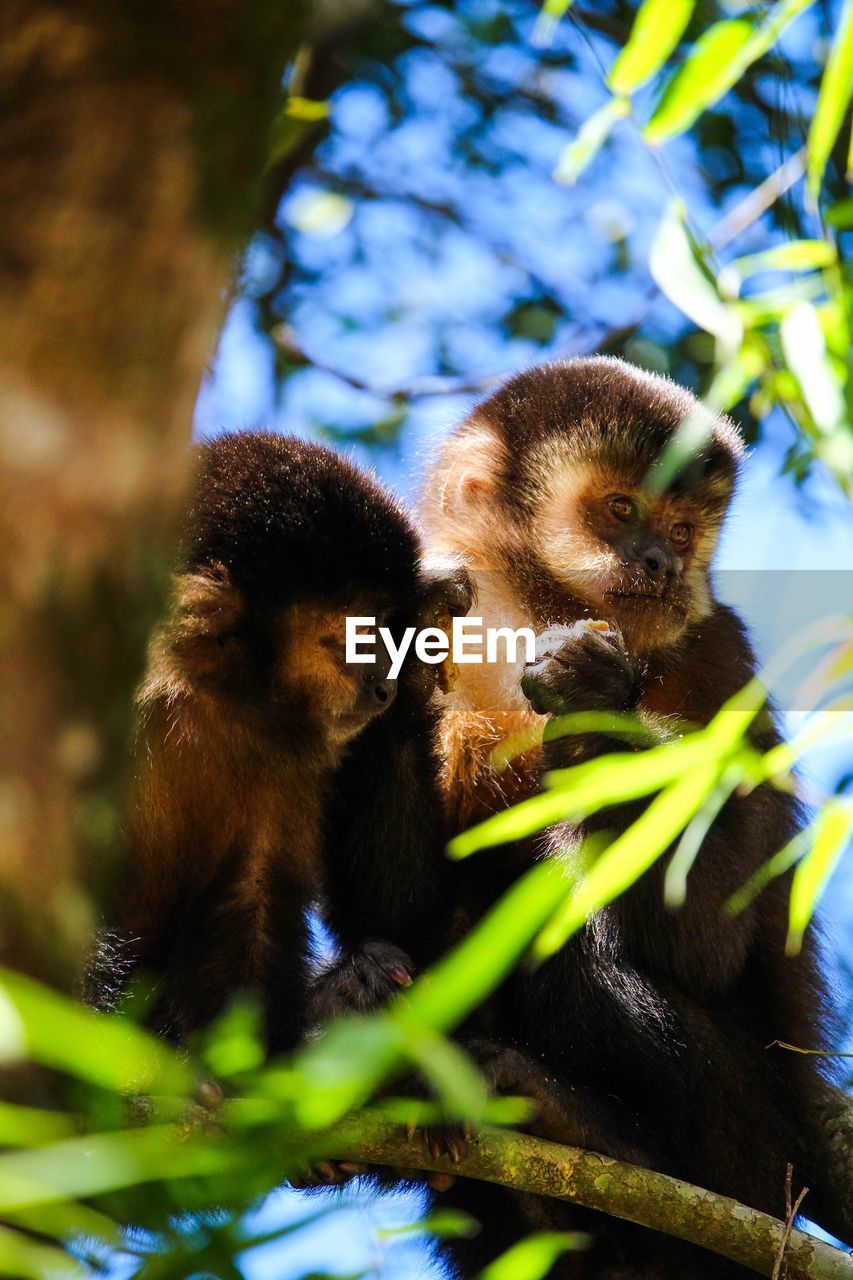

{"left": 94, "top": 431, "right": 470, "bottom": 1055}
{"left": 416, "top": 358, "right": 845, "bottom": 1276}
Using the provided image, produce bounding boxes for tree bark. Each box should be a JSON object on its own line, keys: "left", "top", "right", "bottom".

{"left": 324, "top": 1111, "right": 853, "bottom": 1279}
{"left": 0, "top": 0, "right": 306, "bottom": 984}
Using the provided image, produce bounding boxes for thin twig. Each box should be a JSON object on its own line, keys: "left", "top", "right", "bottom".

{"left": 772, "top": 1163, "right": 810, "bottom": 1280}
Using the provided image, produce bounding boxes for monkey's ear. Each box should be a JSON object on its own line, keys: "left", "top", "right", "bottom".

{"left": 435, "top": 419, "right": 507, "bottom": 513}
{"left": 169, "top": 562, "right": 245, "bottom": 678}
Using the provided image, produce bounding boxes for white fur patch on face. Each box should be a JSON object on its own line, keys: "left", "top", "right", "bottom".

{"left": 534, "top": 454, "right": 615, "bottom": 604}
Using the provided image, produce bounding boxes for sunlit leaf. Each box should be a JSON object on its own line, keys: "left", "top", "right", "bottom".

{"left": 826, "top": 195, "right": 853, "bottom": 228}
{"left": 731, "top": 239, "right": 837, "bottom": 278}
{"left": 0, "top": 1224, "right": 87, "bottom": 1280}
{"left": 807, "top": 0, "right": 853, "bottom": 199}
{"left": 0, "top": 970, "right": 190, "bottom": 1095}
{"left": 478, "top": 1231, "right": 589, "bottom": 1280}
{"left": 726, "top": 824, "right": 814, "bottom": 916}
{"left": 787, "top": 800, "right": 853, "bottom": 953}
{"left": 268, "top": 97, "right": 329, "bottom": 167}
{"left": 646, "top": 1, "right": 814, "bottom": 144}
{"left": 650, "top": 205, "right": 742, "bottom": 351}
{"left": 553, "top": 98, "right": 629, "bottom": 185}
{"left": 291, "top": 861, "right": 570, "bottom": 1125}
{"left": 664, "top": 764, "right": 745, "bottom": 906}
{"left": 608, "top": 0, "right": 696, "bottom": 95}
{"left": 780, "top": 302, "right": 845, "bottom": 432}
{"left": 0, "top": 1126, "right": 230, "bottom": 1211}
{"left": 795, "top": 637, "right": 853, "bottom": 711}
{"left": 532, "top": 0, "right": 575, "bottom": 49}
{"left": 379, "top": 1209, "right": 480, "bottom": 1240}
{"left": 645, "top": 19, "right": 754, "bottom": 143}
{"left": 0, "top": 1102, "right": 75, "bottom": 1148}
{"left": 397, "top": 1018, "right": 489, "bottom": 1122}
{"left": 533, "top": 760, "right": 724, "bottom": 959}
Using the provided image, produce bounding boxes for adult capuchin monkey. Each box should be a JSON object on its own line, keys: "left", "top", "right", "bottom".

{"left": 416, "top": 357, "right": 848, "bottom": 1276}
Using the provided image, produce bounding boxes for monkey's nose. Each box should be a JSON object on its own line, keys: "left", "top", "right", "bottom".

{"left": 371, "top": 678, "right": 397, "bottom": 708}
{"left": 640, "top": 545, "right": 675, "bottom": 578}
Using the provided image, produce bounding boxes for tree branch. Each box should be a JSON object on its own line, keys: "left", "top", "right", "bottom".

{"left": 325, "top": 1111, "right": 853, "bottom": 1280}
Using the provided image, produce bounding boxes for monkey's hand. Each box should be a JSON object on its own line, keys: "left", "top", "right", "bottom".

{"left": 403, "top": 558, "right": 475, "bottom": 701}
{"left": 309, "top": 940, "right": 414, "bottom": 1023}
{"left": 520, "top": 621, "right": 642, "bottom": 717}
{"left": 417, "top": 555, "right": 475, "bottom": 628}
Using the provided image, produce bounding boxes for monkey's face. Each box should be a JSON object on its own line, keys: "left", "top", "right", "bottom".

{"left": 277, "top": 598, "right": 397, "bottom": 746}
{"left": 537, "top": 467, "right": 722, "bottom": 654}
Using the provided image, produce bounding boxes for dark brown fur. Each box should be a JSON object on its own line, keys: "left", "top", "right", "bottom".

{"left": 94, "top": 431, "right": 465, "bottom": 1054}
{"left": 417, "top": 359, "right": 842, "bottom": 1276}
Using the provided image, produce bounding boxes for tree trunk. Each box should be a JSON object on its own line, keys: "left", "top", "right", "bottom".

{"left": 0, "top": 0, "right": 304, "bottom": 984}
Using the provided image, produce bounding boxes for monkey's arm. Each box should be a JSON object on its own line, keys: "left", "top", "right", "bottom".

{"left": 520, "top": 617, "right": 803, "bottom": 995}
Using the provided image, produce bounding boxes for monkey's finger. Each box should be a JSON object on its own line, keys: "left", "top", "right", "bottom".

{"left": 338, "top": 1162, "right": 367, "bottom": 1176}
{"left": 427, "top": 1172, "right": 457, "bottom": 1192}
{"left": 387, "top": 964, "right": 413, "bottom": 987}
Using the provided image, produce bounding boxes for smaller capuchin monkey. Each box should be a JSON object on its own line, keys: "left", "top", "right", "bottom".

{"left": 97, "top": 432, "right": 470, "bottom": 1055}
{"left": 418, "top": 358, "right": 845, "bottom": 1276}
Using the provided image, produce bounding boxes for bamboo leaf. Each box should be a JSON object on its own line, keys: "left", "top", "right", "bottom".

{"left": 532, "top": 0, "right": 575, "bottom": 49}
{"left": 608, "top": 0, "right": 696, "bottom": 95}
{"left": 646, "top": 1, "right": 814, "bottom": 144}
{"left": 0, "top": 970, "right": 190, "bottom": 1096}
{"left": 731, "top": 239, "right": 837, "bottom": 278}
{"left": 650, "top": 205, "right": 742, "bottom": 349}
{"left": 554, "top": 98, "right": 630, "bottom": 185}
{"left": 780, "top": 302, "right": 845, "bottom": 432}
{"left": 645, "top": 19, "right": 754, "bottom": 143}
{"left": 787, "top": 800, "right": 853, "bottom": 953}
{"left": 478, "top": 1231, "right": 589, "bottom": 1280}
{"left": 807, "top": 0, "right": 853, "bottom": 199}
{"left": 533, "top": 762, "right": 723, "bottom": 959}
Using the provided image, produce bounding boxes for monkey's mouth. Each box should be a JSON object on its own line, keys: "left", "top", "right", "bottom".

{"left": 608, "top": 590, "right": 686, "bottom": 615}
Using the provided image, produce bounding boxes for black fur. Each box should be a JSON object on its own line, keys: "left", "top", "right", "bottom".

{"left": 413, "top": 362, "right": 843, "bottom": 1276}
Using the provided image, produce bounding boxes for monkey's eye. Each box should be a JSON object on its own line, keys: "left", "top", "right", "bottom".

{"left": 670, "top": 522, "right": 692, "bottom": 548}
{"left": 607, "top": 496, "right": 635, "bottom": 522}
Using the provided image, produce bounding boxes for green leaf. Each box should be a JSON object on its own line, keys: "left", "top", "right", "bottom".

{"left": 379, "top": 1209, "right": 480, "bottom": 1241}
{"left": 826, "top": 196, "right": 853, "bottom": 228}
{"left": 553, "top": 98, "right": 630, "bottom": 185}
{"left": 291, "top": 861, "right": 570, "bottom": 1125}
{"left": 532, "top": 0, "right": 575, "bottom": 49}
{"left": 608, "top": 0, "right": 696, "bottom": 95}
{"left": 780, "top": 302, "right": 845, "bottom": 432}
{"left": 726, "top": 824, "right": 814, "bottom": 916}
{"left": 787, "top": 800, "right": 853, "bottom": 953}
{"left": 0, "top": 1224, "right": 87, "bottom": 1280}
{"left": 664, "top": 763, "right": 745, "bottom": 906}
{"left": 649, "top": 205, "right": 742, "bottom": 350}
{"left": 807, "top": 0, "right": 853, "bottom": 199}
{"left": 533, "top": 760, "right": 724, "bottom": 959}
{"left": 0, "top": 969, "right": 190, "bottom": 1096}
{"left": 268, "top": 96, "right": 329, "bottom": 167}
{"left": 396, "top": 1018, "right": 489, "bottom": 1123}
{"left": 645, "top": 19, "right": 754, "bottom": 143}
{"left": 731, "top": 239, "right": 837, "bottom": 278}
{"left": 478, "top": 1231, "right": 589, "bottom": 1280}
{"left": 646, "top": 1, "right": 814, "bottom": 144}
